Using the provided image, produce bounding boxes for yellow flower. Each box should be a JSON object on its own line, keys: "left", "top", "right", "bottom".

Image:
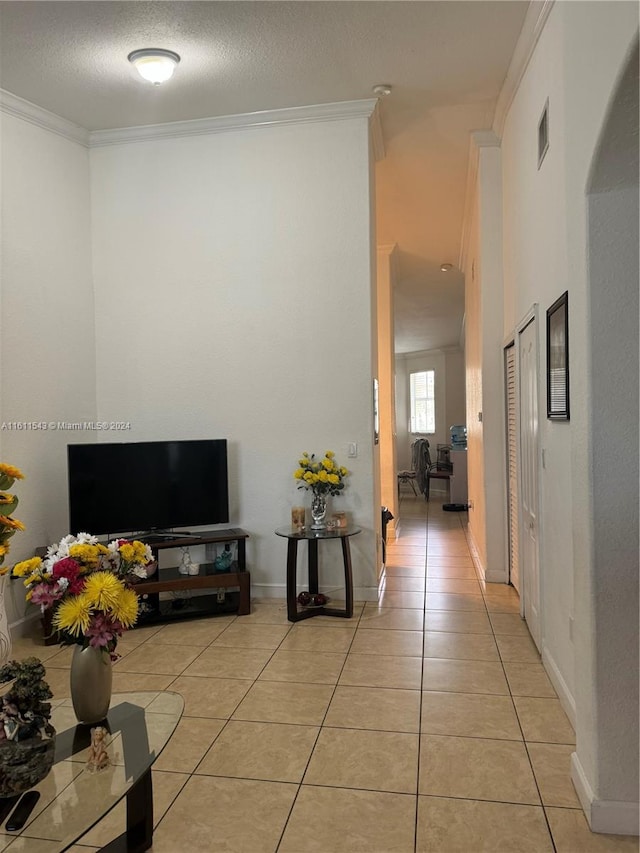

{"left": 339, "top": 467, "right": 348, "bottom": 477}
{"left": 328, "top": 474, "right": 340, "bottom": 485}
{"left": 294, "top": 469, "right": 305, "bottom": 480}
{"left": 12, "top": 556, "right": 43, "bottom": 577}
{"left": 325, "top": 451, "right": 335, "bottom": 459}
{"left": 0, "top": 566, "right": 9, "bottom": 576}
{"left": 318, "top": 470, "right": 328, "bottom": 482}
{"left": 69, "top": 543, "right": 103, "bottom": 568}
{"left": 119, "top": 543, "right": 136, "bottom": 562}
{"left": 112, "top": 587, "right": 139, "bottom": 628}
{"left": 0, "top": 544, "right": 10, "bottom": 557}
{"left": 53, "top": 595, "right": 91, "bottom": 637}
{"left": 82, "top": 571, "right": 123, "bottom": 612}
{"left": 0, "top": 464, "right": 24, "bottom": 481}
{"left": 0, "top": 516, "right": 25, "bottom": 531}
{"left": 322, "top": 458, "right": 333, "bottom": 470}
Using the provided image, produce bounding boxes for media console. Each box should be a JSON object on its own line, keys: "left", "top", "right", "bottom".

{"left": 135, "top": 528, "right": 251, "bottom": 627}
{"left": 37, "top": 528, "right": 250, "bottom": 644}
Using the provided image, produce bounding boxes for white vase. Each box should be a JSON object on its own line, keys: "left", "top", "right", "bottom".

{"left": 0, "top": 575, "right": 12, "bottom": 667}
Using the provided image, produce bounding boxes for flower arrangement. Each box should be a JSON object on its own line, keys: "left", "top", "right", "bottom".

{"left": 293, "top": 451, "right": 349, "bottom": 497}
{"left": 0, "top": 463, "right": 26, "bottom": 570}
{"left": 11, "top": 534, "right": 152, "bottom": 659}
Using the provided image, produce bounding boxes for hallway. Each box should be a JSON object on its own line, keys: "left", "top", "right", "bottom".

{"left": 9, "top": 500, "right": 639, "bottom": 852}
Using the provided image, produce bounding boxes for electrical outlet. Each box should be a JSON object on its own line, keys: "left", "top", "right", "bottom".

{"left": 217, "top": 589, "right": 225, "bottom": 603}
{"left": 347, "top": 442, "right": 357, "bottom": 458}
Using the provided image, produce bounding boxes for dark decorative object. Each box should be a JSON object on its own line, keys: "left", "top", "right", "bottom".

{"left": 547, "top": 291, "right": 570, "bottom": 420}
{"left": 0, "top": 657, "right": 56, "bottom": 796}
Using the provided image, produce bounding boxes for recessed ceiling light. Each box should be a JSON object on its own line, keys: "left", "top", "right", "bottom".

{"left": 128, "top": 48, "right": 180, "bottom": 85}
{"left": 372, "top": 84, "right": 392, "bottom": 96}
{"left": 440, "top": 263, "right": 454, "bottom": 272}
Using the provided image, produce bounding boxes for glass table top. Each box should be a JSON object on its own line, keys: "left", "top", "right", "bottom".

{"left": 275, "top": 525, "right": 362, "bottom": 540}
{"left": 0, "top": 690, "right": 183, "bottom": 852}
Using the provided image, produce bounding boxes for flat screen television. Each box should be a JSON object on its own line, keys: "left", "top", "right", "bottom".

{"left": 68, "top": 439, "right": 229, "bottom": 536}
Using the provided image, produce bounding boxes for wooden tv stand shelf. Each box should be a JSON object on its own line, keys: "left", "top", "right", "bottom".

{"left": 137, "top": 528, "right": 251, "bottom": 624}
{"left": 39, "top": 528, "right": 250, "bottom": 644}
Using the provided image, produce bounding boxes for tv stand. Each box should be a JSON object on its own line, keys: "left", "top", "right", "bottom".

{"left": 38, "top": 528, "right": 250, "bottom": 643}
{"left": 135, "top": 528, "right": 250, "bottom": 628}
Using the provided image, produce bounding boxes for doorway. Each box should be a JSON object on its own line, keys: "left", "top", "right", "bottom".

{"left": 517, "top": 312, "right": 541, "bottom": 651}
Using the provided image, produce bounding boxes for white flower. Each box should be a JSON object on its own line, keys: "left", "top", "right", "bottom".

{"left": 56, "top": 577, "right": 69, "bottom": 591}
{"left": 130, "top": 565, "right": 147, "bottom": 579}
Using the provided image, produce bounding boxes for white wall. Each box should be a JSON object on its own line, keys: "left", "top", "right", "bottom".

{"left": 0, "top": 114, "right": 95, "bottom": 625}
{"left": 89, "top": 117, "right": 379, "bottom": 600}
{"left": 499, "top": 1, "right": 639, "bottom": 832}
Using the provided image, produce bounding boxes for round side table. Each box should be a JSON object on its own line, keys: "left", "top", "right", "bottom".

{"left": 275, "top": 525, "right": 362, "bottom": 622}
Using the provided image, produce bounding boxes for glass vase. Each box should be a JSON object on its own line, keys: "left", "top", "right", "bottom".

{"left": 310, "top": 493, "right": 328, "bottom": 529}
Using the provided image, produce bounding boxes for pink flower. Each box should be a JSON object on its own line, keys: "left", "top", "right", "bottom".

{"left": 30, "top": 583, "right": 63, "bottom": 610}
{"left": 86, "top": 614, "right": 124, "bottom": 648}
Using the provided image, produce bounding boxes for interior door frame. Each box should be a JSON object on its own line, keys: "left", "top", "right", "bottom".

{"left": 514, "top": 304, "right": 544, "bottom": 637}
{"left": 502, "top": 334, "right": 518, "bottom": 592}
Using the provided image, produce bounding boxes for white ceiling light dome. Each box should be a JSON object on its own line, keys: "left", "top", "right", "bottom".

{"left": 128, "top": 48, "right": 180, "bottom": 85}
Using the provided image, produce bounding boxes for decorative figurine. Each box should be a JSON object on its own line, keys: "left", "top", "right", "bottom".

{"left": 214, "top": 544, "right": 233, "bottom": 573}
{"left": 86, "top": 726, "right": 110, "bottom": 772}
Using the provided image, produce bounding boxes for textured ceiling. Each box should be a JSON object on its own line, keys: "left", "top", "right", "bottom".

{"left": 0, "top": 1, "right": 529, "bottom": 353}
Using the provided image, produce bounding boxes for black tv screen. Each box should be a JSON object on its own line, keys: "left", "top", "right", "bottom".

{"left": 68, "top": 439, "right": 229, "bottom": 536}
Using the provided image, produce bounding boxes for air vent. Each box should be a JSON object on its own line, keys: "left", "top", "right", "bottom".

{"left": 538, "top": 99, "right": 549, "bottom": 169}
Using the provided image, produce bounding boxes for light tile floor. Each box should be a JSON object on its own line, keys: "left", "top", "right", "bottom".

{"left": 8, "top": 498, "right": 639, "bottom": 852}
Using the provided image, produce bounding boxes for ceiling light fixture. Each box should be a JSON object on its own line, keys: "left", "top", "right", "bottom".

{"left": 128, "top": 48, "right": 180, "bottom": 85}
{"left": 372, "top": 84, "right": 392, "bottom": 96}
{"left": 440, "top": 263, "right": 454, "bottom": 272}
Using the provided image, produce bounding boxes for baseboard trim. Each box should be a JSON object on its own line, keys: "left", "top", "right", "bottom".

{"left": 465, "top": 527, "right": 485, "bottom": 581}
{"left": 251, "top": 583, "right": 378, "bottom": 602}
{"left": 541, "top": 644, "right": 577, "bottom": 729}
{"left": 571, "top": 753, "right": 640, "bottom": 835}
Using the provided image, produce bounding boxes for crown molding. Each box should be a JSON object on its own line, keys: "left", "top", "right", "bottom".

{"left": 458, "top": 130, "right": 500, "bottom": 271}
{"left": 89, "top": 98, "right": 380, "bottom": 147}
{"left": 493, "top": 0, "right": 555, "bottom": 139}
{"left": 0, "top": 89, "right": 89, "bottom": 146}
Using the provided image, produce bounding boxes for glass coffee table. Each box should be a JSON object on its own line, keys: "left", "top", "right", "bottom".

{"left": 0, "top": 691, "right": 183, "bottom": 852}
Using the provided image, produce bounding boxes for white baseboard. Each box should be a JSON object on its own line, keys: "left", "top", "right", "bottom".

{"left": 571, "top": 753, "right": 640, "bottom": 836}
{"left": 251, "top": 583, "right": 378, "bottom": 602}
{"left": 541, "top": 644, "right": 576, "bottom": 729}
{"left": 484, "top": 569, "right": 509, "bottom": 583}
{"left": 465, "top": 527, "right": 485, "bottom": 581}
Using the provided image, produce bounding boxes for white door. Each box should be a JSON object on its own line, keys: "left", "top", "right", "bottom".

{"left": 505, "top": 344, "right": 519, "bottom": 593}
{"left": 518, "top": 316, "right": 541, "bottom": 649}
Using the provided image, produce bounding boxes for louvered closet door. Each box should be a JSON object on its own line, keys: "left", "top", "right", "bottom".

{"left": 505, "top": 343, "right": 519, "bottom": 593}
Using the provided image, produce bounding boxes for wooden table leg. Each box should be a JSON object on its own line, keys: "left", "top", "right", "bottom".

{"left": 308, "top": 540, "right": 319, "bottom": 594}
{"left": 341, "top": 538, "right": 354, "bottom": 618}
{"left": 286, "top": 539, "right": 299, "bottom": 621}
{"left": 237, "top": 571, "right": 251, "bottom": 615}
{"left": 98, "top": 765, "right": 153, "bottom": 852}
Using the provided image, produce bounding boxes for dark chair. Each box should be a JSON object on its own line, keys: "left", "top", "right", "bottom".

{"left": 397, "top": 470, "right": 418, "bottom": 498}
{"left": 424, "top": 440, "right": 451, "bottom": 501}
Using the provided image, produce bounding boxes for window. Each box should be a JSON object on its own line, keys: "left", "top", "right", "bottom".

{"left": 410, "top": 370, "right": 435, "bottom": 433}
